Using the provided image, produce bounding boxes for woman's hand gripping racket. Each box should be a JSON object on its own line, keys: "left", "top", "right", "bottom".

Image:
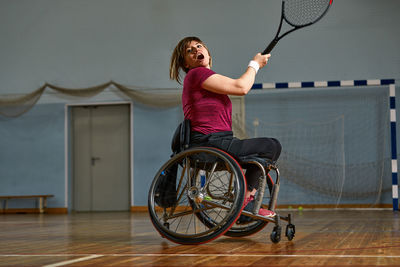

{"left": 262, "top": 0, "right": 333, "bottom": 55}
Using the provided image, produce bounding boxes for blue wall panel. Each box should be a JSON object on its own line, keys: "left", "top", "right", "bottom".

{"left": 0, "top": 103, "right": 65, "bottom": 208}
{"left": 132, "top": 104, "right": 182, "bottom": 206}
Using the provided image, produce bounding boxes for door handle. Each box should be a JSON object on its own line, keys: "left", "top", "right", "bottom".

{"left": 91, "top": 157, "right": 101, "bottom": 166}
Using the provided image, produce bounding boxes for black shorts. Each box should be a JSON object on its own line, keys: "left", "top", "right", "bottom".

{"left": 190, "top": 131, "right": 282, "bottom": 191}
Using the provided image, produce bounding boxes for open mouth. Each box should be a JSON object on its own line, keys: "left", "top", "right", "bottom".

{"left": 197, "top": 53, "right": 204, "bottom": 60}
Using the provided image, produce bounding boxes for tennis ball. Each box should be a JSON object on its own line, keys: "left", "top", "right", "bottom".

{"left": 288, "top": 206, "right": 293, "bottom": 210}
{"left": 298, "top": 206, "right": 303, "bottom": 211}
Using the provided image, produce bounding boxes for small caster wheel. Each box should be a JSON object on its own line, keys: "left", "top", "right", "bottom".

{"left": 285, "top": 224, "right": 295, "bottom": 241}
{"left": 270, "top": 225, "right": 281, "bottom": 243}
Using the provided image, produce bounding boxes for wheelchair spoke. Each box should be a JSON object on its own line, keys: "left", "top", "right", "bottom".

{"left": 169, "top": 183, "right": 188, "bottom": 217}
{"left": 201, "top": 199, "right": 232, "bottom": 210}
{"left": 165, "top": 203, "right": 216, "bottom": 220}
{"left": 203, "top": 162, "right": 218, "bottom": 189}
{"left": 206, "top": 171, "right": 235, "bottom": 202}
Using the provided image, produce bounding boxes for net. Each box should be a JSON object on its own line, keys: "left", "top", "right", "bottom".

{"left": 243, "top": 86, "right": 391, "bottom": 208}
{"left": 0, "top": 81, "right": 181, "bottom": 117}
{"left": 0, "top": 86, "right": 46, "bottom": 118}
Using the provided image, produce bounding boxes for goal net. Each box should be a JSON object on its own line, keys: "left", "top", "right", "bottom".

{"left": 238, "top": 85, "right": 392, "bottom": 208}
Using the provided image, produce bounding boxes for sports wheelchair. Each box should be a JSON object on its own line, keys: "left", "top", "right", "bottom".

{"left": 148, "top": 120, "right": 295, "bottom": 245}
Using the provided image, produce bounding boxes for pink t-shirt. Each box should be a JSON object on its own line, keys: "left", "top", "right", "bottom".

{"left": 182, "top": 67, "right": 232, "bottom": 135}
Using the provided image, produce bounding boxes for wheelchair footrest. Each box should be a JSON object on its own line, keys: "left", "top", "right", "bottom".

{"left": 238, "top": 209, "right": 277, "bottom": 223}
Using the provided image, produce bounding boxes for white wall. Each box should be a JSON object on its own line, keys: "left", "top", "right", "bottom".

{"left": 0, "top": 0, "right": 399, "bottom": 96}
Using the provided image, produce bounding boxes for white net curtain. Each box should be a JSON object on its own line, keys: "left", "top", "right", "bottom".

{"left": 0, "top": 81, "right": 182, "bottom": 117}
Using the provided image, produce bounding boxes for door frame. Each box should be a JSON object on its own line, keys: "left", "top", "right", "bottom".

{"left": 64, "top": 101, "right": 134, "bottom": 211}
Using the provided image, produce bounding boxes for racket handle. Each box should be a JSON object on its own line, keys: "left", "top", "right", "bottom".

{"left": 262, "top": 39, "right": 278, "bottom": 55}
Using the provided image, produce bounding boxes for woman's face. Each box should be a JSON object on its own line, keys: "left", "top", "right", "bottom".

{"left": 184, "top": 41, "right": 211, "bottom": 70}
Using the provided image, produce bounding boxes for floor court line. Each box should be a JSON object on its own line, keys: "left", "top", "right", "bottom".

{"left": 41, "top": 255, "right": 103, "bottom": 267}
{"left": 1, "top": 254, "right": 400, "bottom": 259}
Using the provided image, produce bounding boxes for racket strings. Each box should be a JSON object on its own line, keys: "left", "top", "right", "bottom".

{"left": 283, "top": 0, "right": 331, "bottom": 27}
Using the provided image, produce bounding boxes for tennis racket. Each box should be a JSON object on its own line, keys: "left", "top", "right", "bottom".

{"left": 262, "top": 0, "right": 333, "bottom": 55}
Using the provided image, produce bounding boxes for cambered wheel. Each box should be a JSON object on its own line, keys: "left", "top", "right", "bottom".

{"left": 148, "top": 147, "right": 246, "bottom": 245}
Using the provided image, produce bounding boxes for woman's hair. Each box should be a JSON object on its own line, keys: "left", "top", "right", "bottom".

{"left": 169, "top": 36, "right": 212, "bottom": 84}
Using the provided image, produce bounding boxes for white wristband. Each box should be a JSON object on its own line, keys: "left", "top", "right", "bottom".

{"left": 248, "top": 60, "right": 260, "bottom": 74}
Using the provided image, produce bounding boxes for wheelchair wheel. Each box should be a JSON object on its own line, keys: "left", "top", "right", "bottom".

{"left": 224, "top": 172, "right": 275, "bottom": 237}
{"left": 148, "top": 147, "right": 246, "bottom": 245}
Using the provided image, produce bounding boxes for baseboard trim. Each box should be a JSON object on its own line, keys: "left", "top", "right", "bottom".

{"left": 276, "top": 204, "right": 393, "bottom": 209}
{"left": 130, "top": 206, "right": 194, "bottom": 212}
{"left": 1, "top": 208, "right": 68, "bottom": 214}
{"left": 129, "top": 204, "right": 393, "bottom": 212}
{"left": 130, "top": 206, "right": 148, "bottom": 212}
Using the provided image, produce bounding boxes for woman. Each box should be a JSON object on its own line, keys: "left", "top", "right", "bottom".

{"left": 169, "top": 36, "right": 281, "bottom": 219}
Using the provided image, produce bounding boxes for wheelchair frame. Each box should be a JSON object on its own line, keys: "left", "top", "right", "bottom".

{"left": 148, "top": 122, "right": 295, "bottom": 245}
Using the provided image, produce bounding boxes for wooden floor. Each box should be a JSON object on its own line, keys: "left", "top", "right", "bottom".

{"left": 1, "top": 210, "right": 400, "bottom": 266}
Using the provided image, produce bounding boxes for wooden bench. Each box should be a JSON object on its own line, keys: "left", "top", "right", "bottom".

{"left": 0, "top": 195, "right": 54, "bottom": 214}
